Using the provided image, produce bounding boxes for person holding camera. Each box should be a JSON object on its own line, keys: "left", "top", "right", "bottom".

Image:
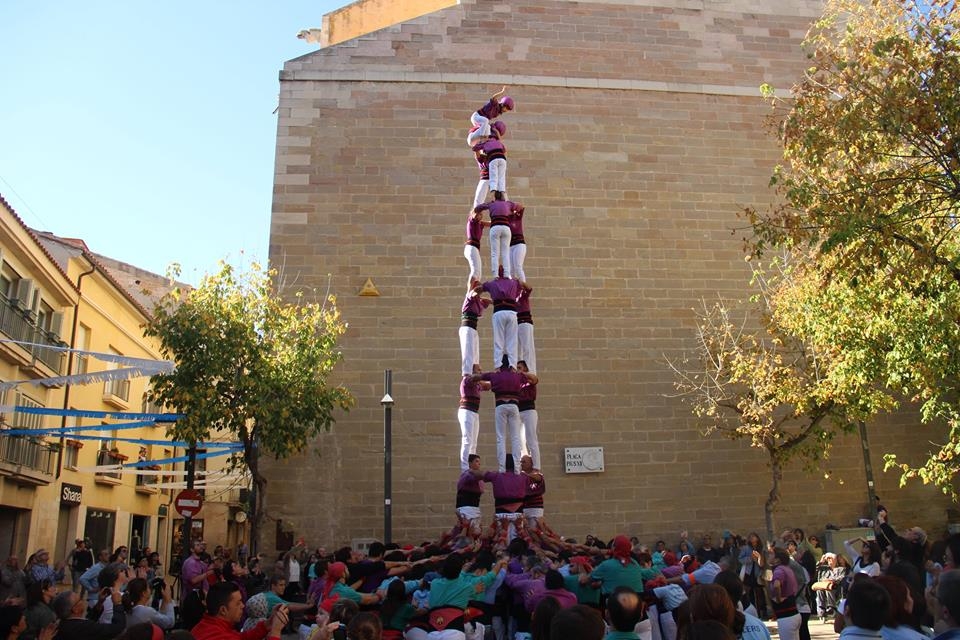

{"left": 122, "top": 577, "right": 174, "bottom": 629}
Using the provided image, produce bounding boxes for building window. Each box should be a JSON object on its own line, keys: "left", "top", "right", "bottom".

{"left": 12, "top": 392, "right": 45, "bottom": 431}
{"left": 75, "top": 324, "right": 90, "bottom": 374}
{"left": 102, "top": 348, "right": 130, "bottom": 402}
{"left": 64, "top": 442, "right": 80, "bottom": 470}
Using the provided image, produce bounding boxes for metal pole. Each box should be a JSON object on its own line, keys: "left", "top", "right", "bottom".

{"left": 382, "top": 370, "right": 393, "bottom": 545}
{"left": 858, "top": 421, "right": 878, "bottom": 519}
{"left": 181, "top": 442, "right": 197, "bottom": 561}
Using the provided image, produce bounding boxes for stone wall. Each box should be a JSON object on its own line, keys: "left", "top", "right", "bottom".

{"left": 264, "top": 0, "right": 954, "bottom": 549}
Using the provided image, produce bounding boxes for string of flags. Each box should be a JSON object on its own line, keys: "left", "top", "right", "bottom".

{"left": 0, "top": 340, "right": 175, "bottom": 391}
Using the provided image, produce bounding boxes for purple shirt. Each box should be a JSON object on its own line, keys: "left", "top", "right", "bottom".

{"left": 473, "top": 138, "right": 506, "bottom": 163}
{"left": 466, "top": 213, "right": 484, "bottom": 245}
{"left": 480, "top": 369, "right": 526, "bottom": 403}
{"left": 457, "top": 470, "right": 484, "bottom": 495}
{"left": 771, "top": 564, "right": 798, "bottom": 598}
{"left": 529, "top": 587, "right": 578, "bottom": 612}
{"left": 474, "top": 143, "right": 489, "bottom": 178}
{"left": 482, "top": 471, "right": 527, "bottom": 505}
{"left": 181, "top": 555, "right": 209, "bottom": 592}
{"left": 462, "top": 292, "right": 490, "bottom": 318}
{"left": 460, "top": 376, "right": 483, "bottom": 412}
{"left": 477, "top": 98, "right": 506, "bottom": 120}
{"left": 507, "top": 209, "right": 525, "bottom": 244}
{"left": 517, "top": 287, "right": 533, "bottom": 324}
{"left": 505, "top": 573, "right": 546, "bottom": 612}
{"left": 476, "top": 200, "right": 521, "bottom": 225}
{"left": 481, "top": 277, "right": 522, "bottom": 312}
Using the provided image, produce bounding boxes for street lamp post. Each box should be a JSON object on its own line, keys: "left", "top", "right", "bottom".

{"left": 381, "top": 370, "right": 394, "bottom": 545}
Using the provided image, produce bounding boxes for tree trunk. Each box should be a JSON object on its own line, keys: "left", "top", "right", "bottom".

{"left": 247, "top": 445, "right": 267, "bottom": 556}
{"left": 765, "top": 453, "right": 783, "bottom": 543}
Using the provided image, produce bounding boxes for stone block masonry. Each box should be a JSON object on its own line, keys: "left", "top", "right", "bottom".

{"left": 265, "top": 0, "right": 952, "bottom": 548}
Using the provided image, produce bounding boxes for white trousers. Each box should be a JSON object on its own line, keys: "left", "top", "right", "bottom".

{"left": 459, "top": 325, "right": 479, "bottom": 375}
{"left": 775, "top": 614, "right": 802, "bottom": 640}
{"left": 519, "top": 408, "right": 539, "bottom": 470}
{"left": 464, "top": 245, "right": 482, "bottom": 289}
{"left": 491, "top": 310, "right": 518, "bottom": 370}
{"left": 468, "top": 112, "right": 489, "bottom": 146}
{"left": 473, "top": 179, "right": 490, "bottom": 207}
{"left": 494, "top": 403, "right": 522, "bottom": 471}
{"left": 405, "top": 629, "right": 465, "bottom": 640}
{"left": 510, "top": 243, "right": 526, "bottom": 282}
{"left": 489, "top": 225, "right": 512, "bottom": 278}
{"left": 518, "top": 323, "right": 536, "bottom": 374}
{"left": 457, "top": 408, "right": 480, "bottom": 471}
{"left": 488, "top": 158, "right": 506, "bottom": 193}
{"left": 495, "top": 512, "right": 523, "bottom": 543}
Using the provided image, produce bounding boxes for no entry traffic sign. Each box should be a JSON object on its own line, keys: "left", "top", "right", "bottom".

{"left": 174, "top": 489, "right": 203, "bottom": 518}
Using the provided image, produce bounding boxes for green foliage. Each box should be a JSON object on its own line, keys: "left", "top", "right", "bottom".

{"left": 744, "top": 0, "right": 960, "bottom": 494}
{"left": 672, "top": 257, "right": 869, "bottom": 539}
{"left": 143, "top": 262, "right": 353, "bottom": 534}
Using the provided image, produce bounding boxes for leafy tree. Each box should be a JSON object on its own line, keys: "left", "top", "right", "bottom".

{"left": 144, "top": 262, "right": 353, "bottom": 549}
{"left": 672, "top": 258, "right": 889, "bottom": 541}
{"left": 745, "top": 0, "right": 960, "bottom": 492}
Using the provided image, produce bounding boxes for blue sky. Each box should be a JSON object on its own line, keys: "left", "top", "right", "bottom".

{"left": 1, "top": 1, "right": 344, "bottom": 285}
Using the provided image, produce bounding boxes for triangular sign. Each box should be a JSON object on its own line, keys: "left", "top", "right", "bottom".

{"left": 358, "top": 278, "right": 380, "bottom": 296}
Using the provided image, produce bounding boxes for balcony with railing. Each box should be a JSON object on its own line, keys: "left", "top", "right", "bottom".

{"left": 95, "top": 448, "right": 124, "bottom": 484}
{"left": 135, "top": 466, "right": 159, "bottom": 493}
{"left": 0, "top": 295, "right": 65, "bottom": 375}
{"left": 0, "top": 435, "right": 56, "bottom": 485}
{"left": 102, "top": 379, "right": 130, "bottom": 409}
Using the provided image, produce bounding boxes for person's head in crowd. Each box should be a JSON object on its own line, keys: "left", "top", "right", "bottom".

{"left": 690, "top": 584, "right": 736, "bottom": 628}
{"left": 470, "top": 550, "right": 495, "bottom": 572}
{"left": 97, "top": 564, "right": 120, "bottom": 591}
{"left": 330, "top": 598, "right": 360, "bottom": 625}
{"left": 111, "top": 546, "right": 128, "bottom": 563}
{"left": 26, "top": 578, "right": 56, "bottom": 608}
{"left": 820, "top": 552, "right": 837, "bottom": 568}
{"left": 712, "top": 571, "right": 746, "bottom": 610}
{"left": 51, "top": 590, "right": 83, "bottom": 621}
{"left": 96, "top": 549, "right": 110, "bottom": 564}
{"left": 845, "top": 576, "right": 890, "bottom": 630}
{"left": 544, "top": 569, "right": 564, "bottom": 591}
{"left": 608, "top": 586, "right": 643, "bottom": 632}
{"left": 686, "top": 620, "right": 737, "bottom": 640}
{"left": 206, "top": 582, "right": 244, "bottom": 623}
{"left": 945, "top": 534, "right": 960, "bottom": 570}
{"left": 861, "top": 540, "right": 882, "bottom": 566}
{"left": 786, "top": 540, "right": 799, "bottom": 558}
{"left": 270, "top": 575, "right": 287, "bottom": 596}
{"left": 381, "top": 579, "right": 408, "bottom": 622}
{"left": 190, "top": 540, "right": 206, "bottom": 559}
{"left": 346, "top": 612, "right": 382, "bottom": 640}
{"left": 656, "top": 540, "right": 667, "bottom": 553}
{"left": 367, "top": 542, "right": 385, "bottom": 560}
{"left": 937, "top": 570, "right": 960, "bottom": 630}
{"left": 121, "top": 578, "right": 150, "bottom": 612}
{"left": 874, "top": 575, "right": 916, "bottom": 629}
{"left": 114, "top": 623, "right": 166, "bottom": 640}
{"left": 326, "top": 562, "right": 348, "bottom": 585}
{"left": 808, "top": 535, "right": 821, "bottom": 549}
{"left": 0, "top": 606, "right": 25, "bottom": 640}
{"left": 384, "top": 551, "right": 405, "bottom": 562}
{"left": 549, "top": 605, "right": 605, "bottom": 640}
{"left": 769, "top": 548, "right": 790, "bottom": 568}
{"left": 793, "top": 528, "right": 806, "bottom": 543}
{"left": 441, "top": 554, "right": 465, "bottom": 580}
{"left": 568, "top": 556, "right": 592, "bottom": 575}
{"left": 334, "top": 547, "right": 353, "bottom": 564}
{"left": 531, "top": 596, "right": 562, "bottom": 640}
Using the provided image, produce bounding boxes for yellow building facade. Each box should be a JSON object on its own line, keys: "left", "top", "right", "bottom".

{"left": 0, "top": 195, "right": 248, "bottom": 575}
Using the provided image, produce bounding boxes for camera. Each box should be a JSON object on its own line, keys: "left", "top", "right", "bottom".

{"left": 332, "top": 624, "right": 347, "bottom": 640}
{"left": 150, "top": 577, "right": 166, "bottom": 608}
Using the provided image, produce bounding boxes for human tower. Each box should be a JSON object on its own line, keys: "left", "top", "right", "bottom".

{"left": 454, "top": 87, "right": 549, "bottom": 546}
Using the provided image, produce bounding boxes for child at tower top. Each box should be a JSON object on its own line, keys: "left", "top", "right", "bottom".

{"left": 467, "top": 85, "right": 515, "bottom": 146}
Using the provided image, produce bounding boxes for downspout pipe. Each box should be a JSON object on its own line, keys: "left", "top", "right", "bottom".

{"left": 55, "top": 262, "right": 95, "bottom": 479}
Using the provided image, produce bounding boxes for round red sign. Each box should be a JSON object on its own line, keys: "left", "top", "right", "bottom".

{"left": 174, "top": 489, "right": 203, "bottom": 518}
